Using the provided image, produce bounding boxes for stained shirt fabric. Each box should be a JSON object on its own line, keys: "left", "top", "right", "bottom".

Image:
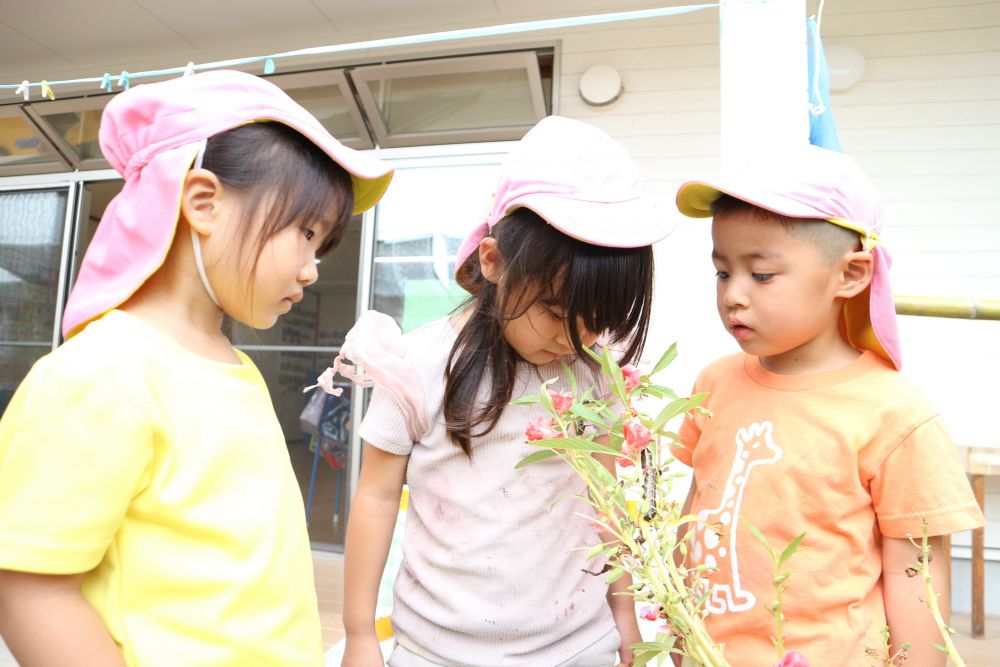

{"left": 360, "top": 316, "right": 617, "bottom": 666}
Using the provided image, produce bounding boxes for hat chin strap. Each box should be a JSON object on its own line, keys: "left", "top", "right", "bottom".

{"left": 191, "top": 138, "right": 222, "bottom": 309}
{"left": 190, "top": 227, "right": 222, "bottom": 308}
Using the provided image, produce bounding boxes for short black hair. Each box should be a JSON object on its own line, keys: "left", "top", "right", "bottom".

{"left": 711, "top": 194, "right": 860, "bottom": 261}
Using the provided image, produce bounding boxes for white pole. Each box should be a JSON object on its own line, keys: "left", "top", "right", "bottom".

{"left": 719, "top": 0, "right": 808, "bottom": 172}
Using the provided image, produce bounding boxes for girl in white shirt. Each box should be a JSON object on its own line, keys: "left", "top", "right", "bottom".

{"left": 338, "top": 116, "right": 673, "bottom": 667}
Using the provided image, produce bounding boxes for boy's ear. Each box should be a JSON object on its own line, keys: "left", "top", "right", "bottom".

{"left": 835, "top": 250, "right": 874, "bottom": 299}
{"left": 180, "top": 168, "right": 224, "bottom": 236}
{"left": 478, "top": 237, "right": 502, "bottom": 284}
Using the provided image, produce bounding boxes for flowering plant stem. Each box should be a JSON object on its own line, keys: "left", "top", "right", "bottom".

{"left": 910, "top": 522, "right": 966, "bottom": 667}
{"left": 516, "top": 344, "right": 726, "bottom": 666}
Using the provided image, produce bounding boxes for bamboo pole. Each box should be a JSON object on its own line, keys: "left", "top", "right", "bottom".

{"left": 894, "top": 295, "right": 1000, "bottom": 321}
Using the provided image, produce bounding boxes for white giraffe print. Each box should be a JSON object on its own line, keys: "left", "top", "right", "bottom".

{"left": 692, "top": 421, "right": 783, "bottom": 614}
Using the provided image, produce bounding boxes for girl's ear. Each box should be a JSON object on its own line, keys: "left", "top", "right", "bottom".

{"left": 181, "top": 168, "right": 225, "bottom": 236}
{"left": 478, "top": 236, "right": 503, "bottom": 284}
{"left": 835, "top": 250, "right": 874, "bottom": 299}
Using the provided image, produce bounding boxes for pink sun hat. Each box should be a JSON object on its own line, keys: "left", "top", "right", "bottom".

{"left": 454, "top": 115, "right": 673, "bottom": 284}
{"left": 675, "top": 144, "right": 901, "bottom": 370}
{"left": 62, "top": 69, "right": 394, "bottom": 338}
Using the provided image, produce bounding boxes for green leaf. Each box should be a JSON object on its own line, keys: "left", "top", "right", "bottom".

{"left": 643, "top": 384, "right": 679, "bottom": 400}
{"left": 528, "top": 436, "right": 621, "bottom": 457}
{"left": 561, "top": 361, "right": 578, "bottom": 396}
{"left": 777, "top": 532, "right": 807, "bottom": 568}
{"left": 932, "top": 643, "right": 948, "bottom": 653}
{"left": 630, "top": 640, "right": 680, "bottom": 667}
{"left": 629, "top": 641, "right": 678, "bottom": 652}
{"left": 511, "top": 393, "right": 542, "bottom": 406}
{"left": 747, "top": 523, "right": 777, "bottom": 561}
{"left": 584, "top": 541, "right": 609, "bottom": 560}
{"left": 605, "top": 567, "right": 625, "bottom": 584}
{"left": 574, "top": 452, "right": 617, "bottom": 488}
{"left": 569, "top": 402, "right": 609, "bottom": 428}
{"left": 514, "top": 449, "right": 559, "bottom": 468}
{"left": 602, "top": 346, "right": 628, "bottom": 405}
{"left": 630, "top": 651, "right": 656, "bottom": 667}
{"left": 651, "top": 392, "right": 708, "bottom": 433}
{"left": 650, "top": 342, "right": 678, "bottom": 376}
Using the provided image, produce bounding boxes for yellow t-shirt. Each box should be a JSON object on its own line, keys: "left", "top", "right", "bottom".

{"left": 0, "top": 310, "right": 323, "bottom": 666}
{"left": 676, "top": 351, "right": 984, "bottom": 667}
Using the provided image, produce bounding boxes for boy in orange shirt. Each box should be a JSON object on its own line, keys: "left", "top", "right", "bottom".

{"left": 673, "top": 145, "right": 984, "bottom": 666}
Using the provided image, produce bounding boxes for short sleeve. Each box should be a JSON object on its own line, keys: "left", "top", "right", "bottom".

{"left": 671, "top": 372, "right": 707, "bottom": 468}
{"left": 673, "top": 412, "right": 701, "bottom": 467}
{"left": 0, "top": 361, "right": 153, "bottom": 574}
{"left": 871, "top": 415, "right": 984, "bottom": 538}
{"left": 359, "top": 384, "right": 416, "bottom": 456}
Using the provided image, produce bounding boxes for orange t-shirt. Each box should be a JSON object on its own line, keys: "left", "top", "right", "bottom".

{"left": 676, "top": 351, "right": 983, "bottom": 667}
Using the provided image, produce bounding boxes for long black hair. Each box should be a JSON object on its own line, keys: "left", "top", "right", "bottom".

{"left": 445, "top": 208, "right": 655, "bottom": 454}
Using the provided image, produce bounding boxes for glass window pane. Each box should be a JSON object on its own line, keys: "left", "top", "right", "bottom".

{"left": 43, "top": 109, "right": 104, "bottom": 162}
{"left": 0, "top": 116, "right": 62, "bottom": 170}
{"left": 285, "top": 84, "right": 363, "bottom": 145}
{"left": 0, "top": 189, "right": 68, "bottom": 415}
{"left": 241, "top": 348, "right": 352, "bottom": 548}
{"left": 366, "top": 67, "right": 538, "bottom": 135}
{"left": 372, "top": 161, "right": 501, "bottom": 331}
{"left": 373, "top": 259, "right": 468, "bottom": 332}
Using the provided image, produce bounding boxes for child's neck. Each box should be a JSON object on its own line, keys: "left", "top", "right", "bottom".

{"left": 120, "top": 252, "right": 240, "bottom": 365}
{"left": 758, "top": 331, "right": 862, "bottom": 376}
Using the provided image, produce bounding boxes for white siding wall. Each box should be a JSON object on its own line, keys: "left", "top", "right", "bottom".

{"left": 820, "top": 2, "right": 1000, "bottom": 604}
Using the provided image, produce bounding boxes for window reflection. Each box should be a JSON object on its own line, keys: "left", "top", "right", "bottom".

{"left": 0, "top": 189, "right": 67, "bottom": 414}
{"left": 372, "top": 161, "right": 500, "bottom": 331}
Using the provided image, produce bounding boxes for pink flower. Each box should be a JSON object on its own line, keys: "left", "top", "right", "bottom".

{"left": 774, "top": 651, "right": 811, "bottom": 667}
{"left": 639, "top": 604, "right": 661, "bottom": 621}
{"left": 548, "top": 390, "right": 574, "bottom": 415}
{"left": 622, "top": 364, "right": 643, "bottom": 391}
{"left": 615, "top": 456, "right": 634, "bottom": 468}
{"left": 525, "top": 417, "right": 563, "bottom": 441}
{"left": 622, "top": 420, "right": 653, "bottom": 455}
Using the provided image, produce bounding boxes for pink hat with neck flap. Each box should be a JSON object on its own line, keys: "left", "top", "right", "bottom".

{"left": 454, "top": 115, "right": 673, "bottom": 284}
{"left": 62, "top": 69, "right": 394, "bottom": 338}
{"left": 675, "top": 144, "right": 901, "bottom": 370}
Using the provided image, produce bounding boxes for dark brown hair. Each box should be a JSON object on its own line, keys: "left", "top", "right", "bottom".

{"left": 445, "top": 208, "right": 655, "bottom": 455}
{"left": 201, "top": 121, "right": 355, "bottom": 272}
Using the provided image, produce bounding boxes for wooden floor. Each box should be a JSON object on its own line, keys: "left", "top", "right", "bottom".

{"left": 313, "top": 551, "right": 1000, "bottom": 664}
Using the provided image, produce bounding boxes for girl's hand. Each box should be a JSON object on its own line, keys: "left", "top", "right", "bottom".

{"left": 341, "top": 632, "right": 385, "bottom": 667}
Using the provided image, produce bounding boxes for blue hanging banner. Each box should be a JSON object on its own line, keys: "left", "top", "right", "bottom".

{"left": 806, "top": 16, "right": 842, "bottom": 152}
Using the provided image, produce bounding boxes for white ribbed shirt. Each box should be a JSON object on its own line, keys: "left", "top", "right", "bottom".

{"left": 359, "top": 317, "right": 616, "bottom": 666}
